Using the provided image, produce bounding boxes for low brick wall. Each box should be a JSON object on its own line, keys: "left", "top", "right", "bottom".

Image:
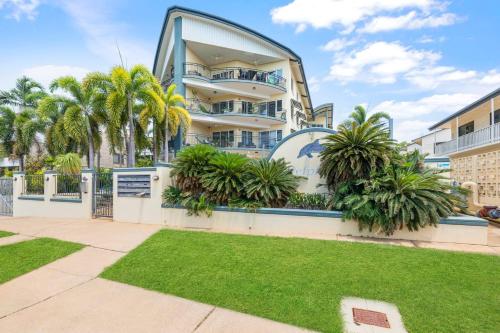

{"left": 162, "top": 206, "right": 489, "bottom": 245}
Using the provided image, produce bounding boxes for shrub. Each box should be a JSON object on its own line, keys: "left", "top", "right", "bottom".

{"left": 162, "top": 186, "right": 183, "bottom": 206}
{"left": 286, "top": 192, "right": 328, "bottom": 210}
{"left": 201, "top": 152, "right": 249, "bottom": 204}
{"left": 337, "top": 166, "right": 462, "bottom": 235}
{"left": 170, "top": 144, "right": 217, "bottom": 194}
{"left": 244, "top": 158, "right": 302, "bottom": 208}
{"left": 181, "top": 194, "right": 214, "bottom": 217}
{"left": 54, "top": 153, "right": 82, "bottom": 174}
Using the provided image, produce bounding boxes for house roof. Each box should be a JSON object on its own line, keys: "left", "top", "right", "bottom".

{"left": 152, "top": 6, "right": 313, "bottom": 111}
{"left": 429, "top": 87, "right": 500, "bottom": 130}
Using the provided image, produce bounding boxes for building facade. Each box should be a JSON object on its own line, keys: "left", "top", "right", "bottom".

{"left": 407, "top": 128, "right": 451, "bottom": 157}
{"left": 153, "top": 6, "right": 332, "bottom": 158}
{"left": 429, "top": 88, "right": 500, "bottom": 205}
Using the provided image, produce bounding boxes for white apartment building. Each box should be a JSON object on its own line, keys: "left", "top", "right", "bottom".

{"left": 408, "top": 128, "right": 452, "bottom": 157}
{"left": 152, "top": 6, "right": 332, "bottom": 158}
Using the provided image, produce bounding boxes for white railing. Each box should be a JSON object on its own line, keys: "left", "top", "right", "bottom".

{"left": 435, "top": 122, "right": 500, "bottom": 155}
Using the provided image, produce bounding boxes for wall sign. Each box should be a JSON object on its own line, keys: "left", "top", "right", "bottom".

{"left": 117, "top": 175, "right": 151, "bottom": 198}
{"left": 268, "top": 128, "right": 335, "bottom": 193}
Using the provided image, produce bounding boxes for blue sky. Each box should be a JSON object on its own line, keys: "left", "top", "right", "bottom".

{"left": 1, "top": 0, "right": 499, "bottom": 141}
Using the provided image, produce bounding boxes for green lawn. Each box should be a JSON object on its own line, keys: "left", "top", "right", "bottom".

{"left": 0, "top": 238, "right": 83, "bottom": 284}
{"left": 101, "top": 230, "right": 500, "bottom": 333}
{"left": 0, "top": 230, "right": 14, "bottom": 238}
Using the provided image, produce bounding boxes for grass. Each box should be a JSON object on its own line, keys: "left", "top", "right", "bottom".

{"left": 0, "top": 238, "right": 83, "bottom": 284}
{"left": 102, "top": 229, "right": 500, "bottom": 333}
{"left": 0, "top": 230, "right": 14, "bottom": 238}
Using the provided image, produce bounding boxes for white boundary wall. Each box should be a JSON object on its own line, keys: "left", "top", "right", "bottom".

{"left": 162, "top": 207, "right": 489, "bottom": 245}
{"left": 12, "top": 171, "right": 93, "bottom": 220}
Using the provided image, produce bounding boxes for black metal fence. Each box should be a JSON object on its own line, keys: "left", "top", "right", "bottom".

{"left": 22, "top": 174, "right": 44, "bottom": 195}
{"left": 93, "top": 172, "right": 113, "bottom": 217}
{"left": 54, "top": 174, "right": 82, "bottom": 198}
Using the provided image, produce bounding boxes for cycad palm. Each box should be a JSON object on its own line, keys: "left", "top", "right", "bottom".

{"left": 341, "top": 105, "right": 390, "bottom": 128}
{"left": 319, "top": 121, "right": 394, "bottom": 191}
{"left": 38, "top": 76, "right": 107, "bottom": 169}
{"left": 0, "top": 76, "right": 46, "bottom": 110}
{"left": 87, "top": 65, "right": 165, "bottom": 167}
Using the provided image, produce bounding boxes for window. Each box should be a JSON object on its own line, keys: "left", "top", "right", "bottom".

{"left": 212, "top": 101, "right": 234, "bottom": 114}
{"left": 310, "top": 124, "right": 323, "bottom": 128}
{"left": 458, "top": 121, "right": 474, "bottom": 137}
{"left": 113, "top": 153, "right": 123, "bottom": 164}
{"left": 242, "top": 101, "right": 253, "bottom": 114}
{"left": 491, "top": 109, "right": 500, "bottom": 125}
{"left": 212, "top": 131, "right": 234, "bottom": 148}
{"left": 240, "top": 131, "right": 254, "bottom": 147}
{"left": 277, "top": 100, "right": 282, "bottom": 111}
{"left": 267, "top": 101, "right": 276, "bottom": 117}
{"left": 259, "top": 130, "right": 282, "bottom": 149}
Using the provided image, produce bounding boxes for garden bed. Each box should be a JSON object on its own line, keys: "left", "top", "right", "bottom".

{"left": 101, "top": 229, "right": 500, "bottom": 333}
{"left": 0, "top": 230, "right": 14, "bottom": 238}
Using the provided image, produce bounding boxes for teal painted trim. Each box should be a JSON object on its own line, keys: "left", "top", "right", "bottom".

{"left": 13, "top": 171, "right": 24, "bottom": 175}
{"left": 44, "top": 170, "right": 57, "bottom": 174}
{"left": 173, "top": 16, "right": 185, "bottom": 152}
{"left": 82, "top": 168, "right": 95, "bottom": 173}
{"left": 439, "top": 216, "right": 488, "bottom": 227}
{"left": 18, "top": 195, "right": 44, "bottom": 201}
{"left": 154, "top": 162, "right": 173, "bottom": 167}
{"left": 113, "top": 167, "right": 157, "bottom": 172}
{"left": 424, "top": 157, "right": 450, "bottom": 163}
{"left": 152, "top": 6, "right": 312, "bottom": 112}
{"left": 50, "top": 197, "right": 82, "bottom": 203}
{"left": 267, "top": 127, "right": 336, "bottom": 160}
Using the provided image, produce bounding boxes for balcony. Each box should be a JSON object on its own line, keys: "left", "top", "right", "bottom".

{"left": 185, "top": 133, "right": 281, "bottom": 151}
{"left": 183, "top": 63, "right": 286, "bottom": 96}
{"left": 435, "top": 122, "right": 500, "bottom": 155}
{"left": 185, "top": 98, "right": 286, "bottom": 127}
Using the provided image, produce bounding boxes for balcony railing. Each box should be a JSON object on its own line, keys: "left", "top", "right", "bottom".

{"left": 185, "top": 98, "right": 286, "bottom": 121}
{"left": 435, "top": 122, "right": 500, "bottom": 155}
{"left": 183, "top": 63, "right": 286, "bottom": 89}
{"left": 185, "top": 134, "right": 282, "bottom": 150}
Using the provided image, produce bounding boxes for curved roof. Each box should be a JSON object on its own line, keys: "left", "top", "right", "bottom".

{"left": 152, "top": 6, "right": 313, "bottom": 110}
{"left": 311, "top": 103, "right": 334, "bottom": 120}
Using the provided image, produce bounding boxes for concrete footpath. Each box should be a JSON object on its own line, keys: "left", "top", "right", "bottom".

{"left": 0, "top": 217, "right": 312, "bottom": 333}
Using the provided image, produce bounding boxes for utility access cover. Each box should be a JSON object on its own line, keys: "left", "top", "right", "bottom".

{"left": 352, "top": 308, "right": 390, "bottom": 328}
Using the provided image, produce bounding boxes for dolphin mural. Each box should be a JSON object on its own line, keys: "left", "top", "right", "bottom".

{"left": 297, "top": 139, "right": 325, "bottom": 158}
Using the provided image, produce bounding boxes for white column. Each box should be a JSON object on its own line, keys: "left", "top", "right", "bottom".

{"left": 491, "top": 97, "right": 495, "bottom": 142}
{"left": 456, "top": 116, "right": 459, "bottom": 151}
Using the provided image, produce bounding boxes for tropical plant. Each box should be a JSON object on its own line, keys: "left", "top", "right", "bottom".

{"left": 0, "top": 106, "right": 16, "bottom": 159}
{"left": 319, "top": 121, "right": 395, "bottom": 191}
{"left": 181, "top": 194, "right": 214, "bottom": 217}
{"left": 54, "top": 153, "right": 82, "bottom": 174}
{"left": 38, "top": 75, "right": 108, "bottom": 169}
{"left": 337, "top": 165, "right": 462, "bottom": 235}
{"left": 286, "top": 192, "right": 328, "bottom": 210}
{"left": 162, "top": 186, "right": 184, "bottom": 206}
{"left": 86, "top": 65, "right": 165, "bottom": 167}
{"left": 227, "top": 197, "right": 264, "bottom": 210}
{"left": 201, "top": 152, "right": 249, "bottom": 204}
{"left": 340, "top": 105, "right": 390, "bottom": 128}
{"left": 12, "top": 109, "right": 44, "bottom": 171}
{"left": 170, "top": 144, "right": 217, "bottom": 194}
{"left": 244, "top": 158, "right": 302, "bottom": 208}
{"left": 0, "top": 76, "right": 46, "bottom": 110}
{"left": 160, "top": 84, "right": 190, "bottom": 162}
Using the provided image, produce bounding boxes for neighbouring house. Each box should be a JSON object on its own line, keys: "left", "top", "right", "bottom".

{"left": 0, "top": 157, "right": 19, "bottom": 175}
{"left": 152, "top": 6, "right": 333, "bottom": 158}
{"left": 407, "top": 128, "right": 452, "bottom": 157}
{"left": 428, "top": 87, "right": 500, "bottom": 205}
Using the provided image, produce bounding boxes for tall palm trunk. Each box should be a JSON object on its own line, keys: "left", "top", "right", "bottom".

{"left": 127, "top": 96, "right": 135, "bottom": 167}
{"left": 19, "top": 154, "right": 24, "bottom": 172}
{"left": 164, "top": 114, "right": 170, "bottom": 163}
{"left": 152, "top": 119, "right": 158, "bottom": 164}
{"left": 85, "top": 116, "right": 95, "bottom": 169}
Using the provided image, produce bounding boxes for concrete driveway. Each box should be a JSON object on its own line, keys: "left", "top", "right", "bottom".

{"left": 0, "top": 217, "right": 313, "bottom": 333}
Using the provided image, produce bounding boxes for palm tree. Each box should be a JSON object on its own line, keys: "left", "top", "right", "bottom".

{"left": 38, "top": 76, "right": 107, "bottom": 169}
{"left": 12, "top": 109, "right": 44, "bottom": 171}
{"left": 341, "top": 105, "right": 390, "bottom": 128}
{"left": 0, "top": 107, "right": 16, "bottom": 159}
{"left": 87, "top": 65, "right": 165, "bottom": 167}
{"left": 319, "top": 121, "right": 395, "bottom": 191}
{"left": 161, "top": 84, "right": 190, "bottom": 162}
{"left": 0, "top": 76, "right": 46, "bottom": 111}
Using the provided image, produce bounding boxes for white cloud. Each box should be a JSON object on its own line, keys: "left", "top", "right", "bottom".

{"left": 321, "top": 38, "right": 356, "bottom": 52}
{"left": 271, "top": 0, "right": 441, "bottom": 33}
{"left": 308, "top": 76, "right": 321, "bottom": 93}
{"left": 417, "top": 35, "right": 446, "bottom": 44}
{"left": 393, "top": 119, "right": 435, "bottom": 142}
{"left": 406, "top": 66, "right": 477, "bottom": 89}
{"left": 22, "top": 65, "right": 90, "bottom": 88}
{"left": 0, "top": 0, "right": 40, "bottom": 20}
{"left": 327, "top": 41, "right": 440, "bottom": 84}
{"left": 479, "top": 70, "right": 500, "bottom": 85}
{"left": 359, "top": 11, "right": 458, "bottom": 34}
{"left": 54, "top": 0, "right": 154, "bottom": 67}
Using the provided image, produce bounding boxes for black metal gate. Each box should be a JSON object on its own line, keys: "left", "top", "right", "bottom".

{"left": 93, "top": 172, "right": 113, "bottom": 218}
{"left": 0, "top": 178, "right": 13, "bottom": 216}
